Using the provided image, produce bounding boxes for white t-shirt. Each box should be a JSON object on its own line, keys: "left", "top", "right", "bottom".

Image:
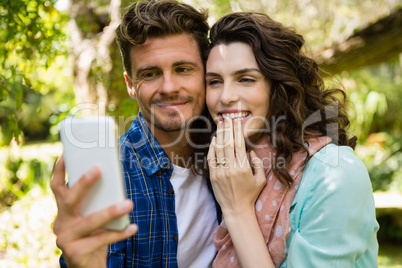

{"left": 170, "top": 164, "right": 218, "bottom": 268}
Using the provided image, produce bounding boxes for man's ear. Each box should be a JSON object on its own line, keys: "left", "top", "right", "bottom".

{"left": 124, "top": 71, "right": 136, "bottom": 100}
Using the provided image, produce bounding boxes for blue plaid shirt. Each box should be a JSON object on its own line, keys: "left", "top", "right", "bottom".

{"left": 107, "top": 112, "right": 181, "bottom": 267}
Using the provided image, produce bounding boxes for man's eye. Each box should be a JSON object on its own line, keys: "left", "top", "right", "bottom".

{"left": 139, "top": 71, "right": 160, "bottom": 80}
{"left": 176, "top": 67, "right": 190, "bottom": 73}
{"left": 144, "top": 72, "right": 156, "bottom": 78}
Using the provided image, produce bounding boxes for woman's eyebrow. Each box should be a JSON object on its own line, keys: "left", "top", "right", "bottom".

{"left": 205, "top": 72, "right": 221, "bottom": 77}
{"left": 232, "top": 68, "right": 261, "bottom": 76}
{"left": 206, "top": 68, "right": 261, "bottom": 78}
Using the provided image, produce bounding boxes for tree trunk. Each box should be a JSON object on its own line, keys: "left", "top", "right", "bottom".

{"left": 68, "top": 0, "right": 121, "bottom": 116}
{"left": 314, "top": 8, "right": 402, "bottom": 76}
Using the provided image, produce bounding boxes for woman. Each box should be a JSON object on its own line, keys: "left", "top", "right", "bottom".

{"left": 206, "top": 12, "right": 379, "bottom": 267}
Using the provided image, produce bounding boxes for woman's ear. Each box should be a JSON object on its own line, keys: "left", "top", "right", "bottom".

{"left": 124, "top": 71, "right": 136, "bottom": 100}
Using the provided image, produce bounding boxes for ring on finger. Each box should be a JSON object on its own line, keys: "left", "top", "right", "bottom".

{"left": 217, "top": 158, "right": 227, "bottom": 167}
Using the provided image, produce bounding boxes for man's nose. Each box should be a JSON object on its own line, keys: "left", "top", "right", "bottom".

{"left": 159, "top": 73, "right": 180, "bottom": 94}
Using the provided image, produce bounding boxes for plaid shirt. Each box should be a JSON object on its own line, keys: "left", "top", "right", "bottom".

{"left": 107, "top": 112, "right": 180, "bottom": 267}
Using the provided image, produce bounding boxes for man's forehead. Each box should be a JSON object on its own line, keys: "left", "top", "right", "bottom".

{"left": 129, "top": 33, "right": 202, "bottom": 71}
{"left": 141, "top": 33, "right": 196, "bottom": 46}
{"left": 132, "top": 34, "right": 199, "bottom": 53}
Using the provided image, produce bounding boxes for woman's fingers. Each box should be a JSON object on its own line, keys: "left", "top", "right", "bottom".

{"left": 223, "top": 118, "right": 235, "bottom": 168}
{"left": 215, "top": 120, "right": 226, "bottom": 166}
{"left": 215, "top": 118, "right": 237, "bottom": 168}
{"left": 234, "top": 118, "right": 248, "bottom": 168}
{"left": 249, "top": 150, "right": 267, "bottom": 188}
{"left": 207, "top": 137, "right": 218, "bottom": 169}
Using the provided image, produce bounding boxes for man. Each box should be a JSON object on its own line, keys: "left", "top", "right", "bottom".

{"left": 51, "top": 0, "right": 218, "bottom": 267}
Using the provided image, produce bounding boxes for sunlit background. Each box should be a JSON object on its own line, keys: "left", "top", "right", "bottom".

{"left": 1, "top": 0, "right": 401, "bottom": 267}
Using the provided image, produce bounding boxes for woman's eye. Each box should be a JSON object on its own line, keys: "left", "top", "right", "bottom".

{"left": 207, "top": 79, "right": 222, "bottom": 86}
{"left": 239, "top": 77, "right": 255, "bottom": 83}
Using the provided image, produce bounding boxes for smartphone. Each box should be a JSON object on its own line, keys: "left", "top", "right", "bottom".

{"left": 59, "top": 116, "right": 130, "bottom": 230}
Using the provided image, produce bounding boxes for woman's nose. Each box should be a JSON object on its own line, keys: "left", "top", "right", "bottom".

{"left": 219, "top": 83, "right": 239, "bottom": 105}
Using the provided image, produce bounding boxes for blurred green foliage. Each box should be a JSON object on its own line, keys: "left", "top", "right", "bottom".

{"left": 378, "top": 241, "right": 402, "bottom": 267}
{"left": 377, "top": 213, "right": 402, "bottom": 243}
{"left": 0, "top": 0, "right": 72, "bottom": 146}
{"left": 340, "top": 60, "right": 402, "bottom": 193}
{"left": 0, "top": 142, "right": 60, "bottom": 207}
{"left": 0, "top": 157, "right": 55, "bottom": 206}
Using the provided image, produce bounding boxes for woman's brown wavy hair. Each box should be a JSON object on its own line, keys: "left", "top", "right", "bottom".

{"left": 208, "top": 12, "right": 356, "bottom": 185}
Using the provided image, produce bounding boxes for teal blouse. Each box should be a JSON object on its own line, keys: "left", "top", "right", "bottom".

{"left": 279, "top": 144, "right": 379, "bottom": 267}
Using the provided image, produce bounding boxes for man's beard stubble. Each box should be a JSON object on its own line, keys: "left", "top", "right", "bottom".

{"left": 141, "top": 95, "right": 204, "bottom": 132}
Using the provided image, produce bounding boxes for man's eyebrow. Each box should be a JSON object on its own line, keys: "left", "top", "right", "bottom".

{"left": 172, "top": 61, "right": 199, "bottom": 67}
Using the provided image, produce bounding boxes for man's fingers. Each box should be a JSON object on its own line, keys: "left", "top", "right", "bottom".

{"left": 70, "top": 199, "right": 134, "bottom": 239}
{"left": 87, "top": 224, "right": 138, "bottom": 248}
{"left": 61, "top": 223, "right": 138, "bottom": 258}
{"left": 51, "top": 155, "right": 67, "bottom": 197}
{"left": 66, "top": 166, "right": 101, "bottom": 210}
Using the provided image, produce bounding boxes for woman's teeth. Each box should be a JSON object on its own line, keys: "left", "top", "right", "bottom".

{"left": 222, "top": 112, "right": 250, "bottom": 120}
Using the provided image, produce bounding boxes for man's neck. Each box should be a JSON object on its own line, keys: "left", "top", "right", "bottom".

{"left": 148, "top": 124, "right": 193, "bottom": 168}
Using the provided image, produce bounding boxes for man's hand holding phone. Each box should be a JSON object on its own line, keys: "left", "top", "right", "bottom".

{"left": 51, "top": 156, "right": 138, "bottom": 268}
{"left": 51, "top": 116, "right": 137, "bottom": 267}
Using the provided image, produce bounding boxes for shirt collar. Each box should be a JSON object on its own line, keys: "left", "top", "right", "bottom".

{"left": 126, "top": 112, "right": 172, "bottom": 176}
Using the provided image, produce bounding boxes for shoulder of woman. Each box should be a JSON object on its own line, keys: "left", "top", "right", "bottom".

{"left": 301, "top": 143, "right": 371, "bottom": 190}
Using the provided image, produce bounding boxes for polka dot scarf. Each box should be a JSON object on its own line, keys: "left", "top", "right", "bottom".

{"left": 212, "top": 136, "right": 332, "bottom": 267}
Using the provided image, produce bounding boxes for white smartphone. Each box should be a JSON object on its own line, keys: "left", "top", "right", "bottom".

{"left": 59, "top": 116, "right": 130, "bottom": 230}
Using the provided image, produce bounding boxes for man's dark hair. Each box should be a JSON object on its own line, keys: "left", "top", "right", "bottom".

{"left": 116, "top": 0, "right": 209, "bottom": 77}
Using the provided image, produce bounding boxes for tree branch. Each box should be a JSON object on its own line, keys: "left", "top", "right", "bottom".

{"left": 314, "top": 8, "right": 402, "bottom": 75}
